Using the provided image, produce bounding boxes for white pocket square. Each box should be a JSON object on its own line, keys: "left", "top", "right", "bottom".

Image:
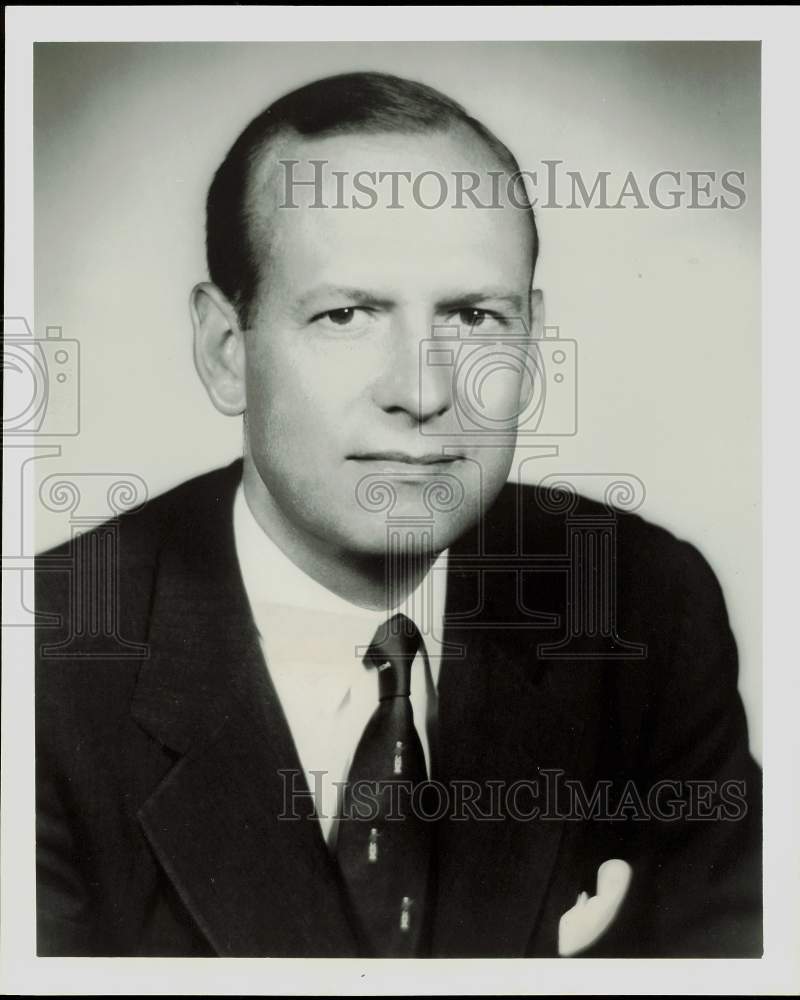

{"left": 558, "top": 858, "right": 633, "bottom": 957}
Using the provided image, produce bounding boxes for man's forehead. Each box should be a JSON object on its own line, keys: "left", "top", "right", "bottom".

{"left": 241, "top": 128, "right": 535, "bottom": 303}
{"left": 247, "top": 124, "right": 530, "bottom": 219}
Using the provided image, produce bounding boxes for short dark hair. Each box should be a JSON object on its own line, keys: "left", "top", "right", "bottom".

{"left": 206, "top": 71, "right": 538, "bottom": 328}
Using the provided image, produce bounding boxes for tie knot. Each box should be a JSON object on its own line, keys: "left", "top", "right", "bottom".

{"left": 365, "top": 613, "right": 422, "bottom": 700}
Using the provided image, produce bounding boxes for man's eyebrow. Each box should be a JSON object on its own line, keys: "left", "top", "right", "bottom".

{"left": 294, "top": 286, "right": 395, "bottom": 311}
{"left": 293, "top": 286, "right": 529, "bottom": 314}
{"left": 436, "top": 291, "right": 528, "bottom": 313}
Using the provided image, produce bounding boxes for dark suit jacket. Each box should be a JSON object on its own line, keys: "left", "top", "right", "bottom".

{"left": 35, "top": 459, "right": 762, "bottom": 957}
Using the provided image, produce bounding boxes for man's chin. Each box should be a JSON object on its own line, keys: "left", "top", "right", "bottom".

{"left": 334, "top": 507, "right": 476, "bottom": 561}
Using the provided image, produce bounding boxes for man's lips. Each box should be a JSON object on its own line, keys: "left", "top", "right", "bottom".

{"left": 349, "top": 451, "right": 462, "bottom": 466}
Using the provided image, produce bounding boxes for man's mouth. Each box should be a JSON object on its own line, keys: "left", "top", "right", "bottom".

{"left": 350, "top": 451, "right": 462, "bottom": 467}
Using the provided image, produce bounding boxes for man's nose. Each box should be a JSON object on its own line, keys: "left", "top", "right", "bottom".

{"left": 372, "top": 317, "right": 452, "bottom": 424}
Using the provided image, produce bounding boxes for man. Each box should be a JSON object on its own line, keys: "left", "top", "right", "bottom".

{"left": 35, "top": 71, "right": 761, "bottom": 958}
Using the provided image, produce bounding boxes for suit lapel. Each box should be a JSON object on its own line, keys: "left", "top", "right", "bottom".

{"left": 131, "top": 464, "right": 359, "bottom": 956}
{"left": 130, "top": 466, "right": 587, "bottom": 957}
{"left": 431, "top": 505, "right": 589, "bottom": 957}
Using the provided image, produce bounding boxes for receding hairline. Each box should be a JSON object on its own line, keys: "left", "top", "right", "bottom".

{"left": 240, "top": 121, "right": 537, "bottom": 288}
{"left": 247, "top": 117, "right": 525, "bottom": 189}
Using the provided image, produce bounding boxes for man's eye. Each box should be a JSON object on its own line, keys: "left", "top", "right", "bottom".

{"left": 311, "top": 307, "right": 375, "bottom": 332}
{"left": 323, "top": 308, "right": 358, "bottom": 326}
{"left": 457, "top": 308, "right": 502, "bottom": 329}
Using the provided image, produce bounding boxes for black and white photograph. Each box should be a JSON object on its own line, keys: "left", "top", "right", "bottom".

{"left": 3, "top": 6, "right": 799, "bottom": 997}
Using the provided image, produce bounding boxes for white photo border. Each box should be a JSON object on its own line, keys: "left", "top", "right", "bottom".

{"left": 3, "top": 5, "right": 799, "bottom": 996}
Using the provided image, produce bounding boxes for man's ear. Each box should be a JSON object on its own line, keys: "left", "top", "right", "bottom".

{"left": 529, "top": 287, "right": 544, "bottom": 338}
{"left": 190, "top": 282, "right": 247, "bottom": 416}
{"left": 518, "top": 287, "right": 545, "bottom": 412}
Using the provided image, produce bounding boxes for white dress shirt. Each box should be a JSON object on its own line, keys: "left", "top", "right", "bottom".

{"left": 232, "top": 485, "right": 449, "bottom": 848}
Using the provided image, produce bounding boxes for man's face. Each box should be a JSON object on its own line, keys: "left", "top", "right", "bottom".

{"left": 240, "top": 127, "right": 535, "bottom": 558}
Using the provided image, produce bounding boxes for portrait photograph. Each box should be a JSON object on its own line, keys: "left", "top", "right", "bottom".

{"left": 3, "top": 6, "right": 799, "bottom": 998}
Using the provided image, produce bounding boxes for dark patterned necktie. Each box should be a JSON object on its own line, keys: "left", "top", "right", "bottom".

{"left": 336, "top": 612, "right": 434, "bottom": 957}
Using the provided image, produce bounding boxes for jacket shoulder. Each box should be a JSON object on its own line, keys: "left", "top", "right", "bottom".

{"left": 35, "top": 459, "right": 243, "bottom": 655}
{"left": 36, "top": 459, "right": 243, "bottom": 565}
{"left": 475, "top": 479, "right": 732, "bottom": 655}
{"left": 486, "top": 478, "right": 716, "bottom": 576}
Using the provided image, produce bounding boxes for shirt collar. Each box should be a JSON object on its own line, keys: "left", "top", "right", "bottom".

{"left": 232, "top": 484, "right": 448, "bottom": 685}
